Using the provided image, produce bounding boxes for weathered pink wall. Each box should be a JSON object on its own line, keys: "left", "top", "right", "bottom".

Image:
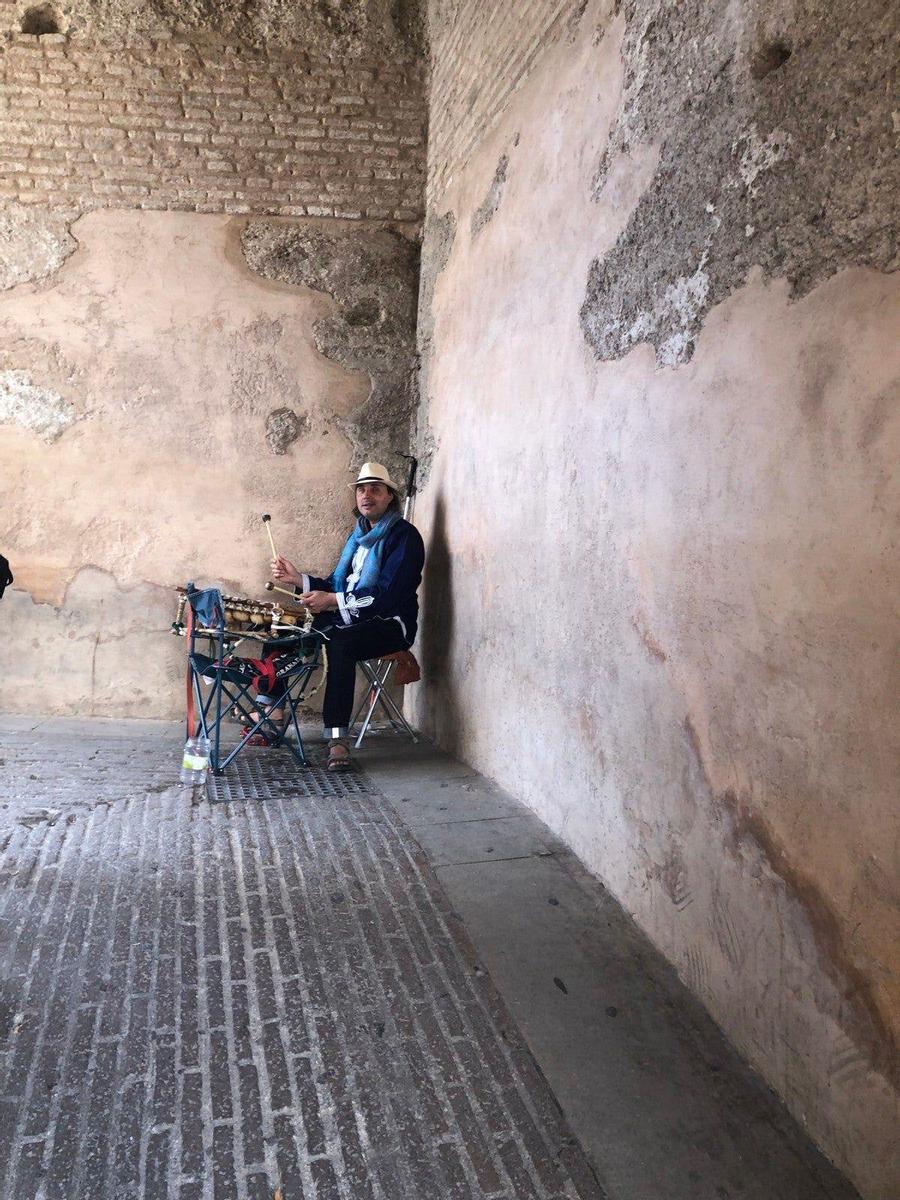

{"left": 412, "top": 2, "right": 899, "bottom": 1196}
{"left": 0, "top": 209, "right": 415, "bottom": 716}
{"left": 0, "top": 0, "right": 425, "bottom": 717}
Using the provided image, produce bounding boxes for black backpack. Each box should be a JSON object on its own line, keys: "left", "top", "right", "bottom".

{"left": 0, "top": 555, "right": 13, "bottom": 599}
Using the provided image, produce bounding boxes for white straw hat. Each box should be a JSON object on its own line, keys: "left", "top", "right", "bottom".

{"left": 349, "top": 461, "right": 400, "bottom": 492}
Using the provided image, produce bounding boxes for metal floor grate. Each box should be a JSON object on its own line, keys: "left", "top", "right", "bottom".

{"left": 206, "top": 746, "right": 370, "bottom": 803}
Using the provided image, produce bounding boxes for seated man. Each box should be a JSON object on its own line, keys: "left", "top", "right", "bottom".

{"left": 271, "top": 461, "right": 424, "bottom": 770}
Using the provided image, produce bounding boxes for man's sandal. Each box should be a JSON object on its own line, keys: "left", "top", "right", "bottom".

{"left": 327, "top": 743, "right": 352, "bottom": 771}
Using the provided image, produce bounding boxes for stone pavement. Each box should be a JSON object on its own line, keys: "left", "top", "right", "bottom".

{"left": 0, "top": 719, "right": 604, "bottom": 1200}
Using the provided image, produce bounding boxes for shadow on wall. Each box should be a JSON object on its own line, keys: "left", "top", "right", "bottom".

{"left": 420, "top": 494, "right": 459, "bottom": 753}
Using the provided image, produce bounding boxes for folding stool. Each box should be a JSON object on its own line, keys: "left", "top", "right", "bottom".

{"left": 182, "top": 587, "right": 325, "bottom": 774}
{"left": 350, "top": 651, "right": 420, "bottom": 749}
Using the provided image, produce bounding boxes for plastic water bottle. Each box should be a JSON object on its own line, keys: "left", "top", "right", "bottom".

{"left": 180, "top": 734, "right": 210, "bottom": 786}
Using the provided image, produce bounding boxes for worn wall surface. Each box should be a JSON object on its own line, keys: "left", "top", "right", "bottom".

{"left": 2, "top": 0, "right": 425, "bottom": 51}
{"left": 0, "top": 5, "right": 425, "bottom": 219}
{"left": 0, "top": 208, "right": 419, "bottom": 715}
{"left": 426, "top": 0, "right": 572, "bottom": 203}
{"left": 413, "top": 2, "right": 899, "bottom": 1197}
{"left": 0, "top": 1, "right": 425, "bottom": 716}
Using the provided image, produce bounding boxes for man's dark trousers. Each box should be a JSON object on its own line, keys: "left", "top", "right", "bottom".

{"left": 320, "top": 619, "right": 408, "bottom": 735}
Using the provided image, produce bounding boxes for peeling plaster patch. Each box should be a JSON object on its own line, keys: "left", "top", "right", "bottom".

{"left": 414, "top": 210, "right": 456, "bottom": 480}
{"left": 471, "top": 154, "right": 510, "bottom": 238}
{"left": 2, "top": 0, "right": 425, "bottom": 54}
{"left": 120, "top": 382, "right": 161, "bottom": 413}
{"left": 0, "top": 370, "right": 75, "bottom": 441}
{"left": 245, "top": 315, "right": 284, "bottom": 347}
{"left": 581, "top": 0, "right": 899, "bottom": 367}
{"left": 265, "top": 406, "right": 308, "bottom": 455}
{"left": 620, "top": 252, "right": 711, "bottom": 366}
{"left": 229, "top": 340, "right": 303, "bottom": 417}
{"left": 418, "top": 211, "right": 456, "bottom": 349}
{"left": 240, "top": 221, "right": 419, "bottom": 479}
{"left": 0, "top": 205, "right": 78, "bottom": 291}
{"left": 732, "top": 124, "right": 792, "bottom": 197}
{"left": 590, "top": 146, "right": 616, "bottom": 200}
{"left": 566, "top": 0, "right": 589, "bottom": 40}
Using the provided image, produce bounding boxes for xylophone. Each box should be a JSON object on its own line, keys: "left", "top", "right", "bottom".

{"left": 172, "top": 587, "right": 313, "bottom": 642}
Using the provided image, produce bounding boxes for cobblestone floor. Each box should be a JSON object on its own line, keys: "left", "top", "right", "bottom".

{"left": 0, "top": 722, "right": 605, "bottom": 1200}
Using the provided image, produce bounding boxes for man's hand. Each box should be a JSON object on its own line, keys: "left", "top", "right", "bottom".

{"left": 300, "top": 590, "right": 338, "bottom": 615}
{"left": 271, "top": 555, "right": 302, "bottom": 587}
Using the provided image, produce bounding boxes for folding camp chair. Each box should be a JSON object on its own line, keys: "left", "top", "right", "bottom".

{"left": 182, "top": 584, "right": 325, "bottom": 774}
{"left": 349, "top": 651, "right": 420, "bottom": 749}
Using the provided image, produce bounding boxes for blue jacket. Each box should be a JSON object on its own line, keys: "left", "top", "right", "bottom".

{"left": 305, "top": 518, "right": 425, "bottom": 644}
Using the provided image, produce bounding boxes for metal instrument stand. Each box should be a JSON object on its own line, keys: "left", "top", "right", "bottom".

{"left": 181, "top": 598, "right": 324, "bottom": 775}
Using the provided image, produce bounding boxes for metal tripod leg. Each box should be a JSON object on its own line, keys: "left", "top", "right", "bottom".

{"left": 369, "top": 666, "right": 418, "bottom": 741}
{"left": 350, "top": 660, "right": 379, "bottom": 733}
{"left": 353, "top": 659, "right": 418, "bottom": 748}
{"left": 354, "top": 660, "right": 388, "bottom": 748}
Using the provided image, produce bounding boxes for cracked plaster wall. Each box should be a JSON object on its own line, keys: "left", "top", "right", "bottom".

{"left": 0, "top": 0, "right": 424, "bottom": 54}
{"left": 0, "top": 204, "right": 78, "bottom": 290}
{"left": 413, "top": 2, "right": 899, "bottom": 1196}
{"left": 580, "top": 0, "right": 898, "bottom": 367}
{"left": 241, "top": 220, "right": 419, "bottom": 485}
{"left": 0, "top": 0, "right": 427, "bottom": 222}
{"left": 0, "top": 208, "right": 419, "bottom": 717}
{"left": 414, "top": 207, "right": 455, "bottom": 478}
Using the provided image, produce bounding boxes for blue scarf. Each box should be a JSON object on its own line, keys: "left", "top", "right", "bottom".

{"left": 333, "top": 510, "right": 402, "bottom": 593}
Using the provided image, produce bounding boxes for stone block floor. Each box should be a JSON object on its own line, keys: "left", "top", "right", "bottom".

{"left": 0, "top": 719, "right": 602, "bottom": 1200}
{"left": 0, "top": 717, "right": 861, "bottom": 1200}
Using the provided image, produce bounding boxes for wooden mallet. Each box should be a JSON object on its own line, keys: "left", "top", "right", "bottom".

{"left": 265, "top": 581, "right": 297, "bottom": 600}
{"left": 261, "top": 513, "right": 278, "bottom": 561}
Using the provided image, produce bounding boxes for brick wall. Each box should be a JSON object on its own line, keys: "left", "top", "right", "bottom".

{"left": 0, "top": 31, "right": 426, "bottom": 219}
{"left": 426, "top": 0, "right": 573, "bottom": 203}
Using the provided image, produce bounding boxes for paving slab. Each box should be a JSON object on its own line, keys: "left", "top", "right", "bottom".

{"left": 434, "top": 856, "right": 858, "bottom": 1200}
{"left": 387, "top": 784, "right": 523, "bottom": 824}
{"left": 0, "top": 718, "right": 861, "bottom": 1200}
{"left": 409, "top": 816, "right": 556, "bottom": 867}
{"left": 0, "top": 718, "right": 605, "bottom": 1200}
{"left": 0, "top": 714, "right": 46, "bottom": 734}
{"left": 369, "top": 729, "right": 861, "bottom": 1200}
